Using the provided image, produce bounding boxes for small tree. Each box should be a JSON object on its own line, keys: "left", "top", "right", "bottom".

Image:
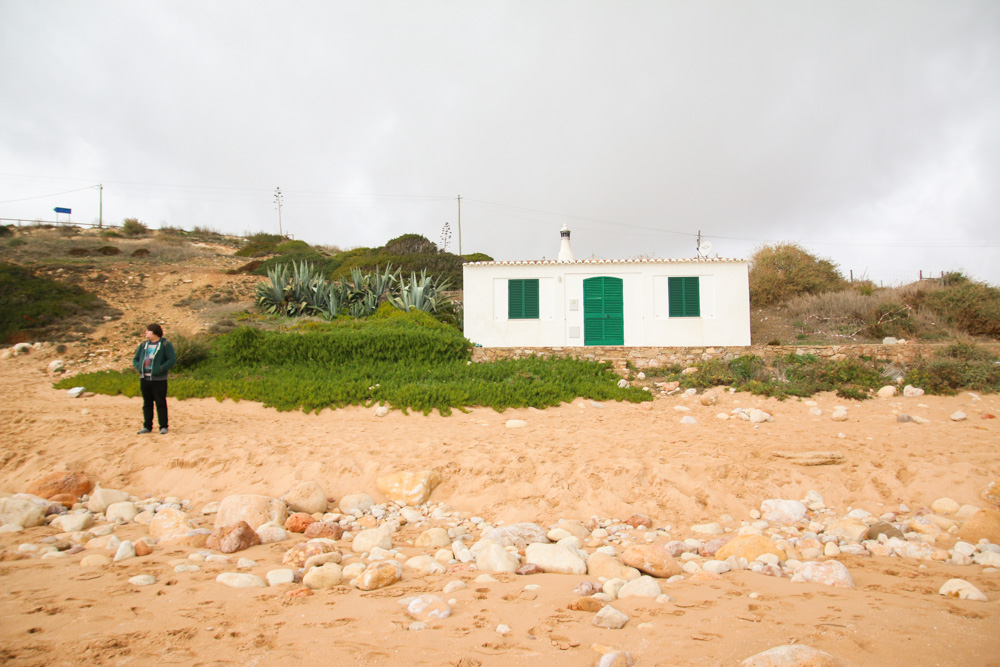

{"left": 121, "top": 218, "right": 148, "bottom": 236}
{"left": 749, "top": 243, "right": 846, "bottom": 307}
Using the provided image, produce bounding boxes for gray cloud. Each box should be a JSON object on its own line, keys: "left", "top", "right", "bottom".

{"left": 2, "top": 1, "right": 998, "bottom": 284}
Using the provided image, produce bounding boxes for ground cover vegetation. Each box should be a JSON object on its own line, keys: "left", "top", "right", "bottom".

{"left": 748, "top": 244, "right": 1000, "bottom": 345}
{"left": 633, "top": 342, "right": 1000, "bottom": 400}
{"left": 55, "top": 320, "right": 649, "bottom": 415}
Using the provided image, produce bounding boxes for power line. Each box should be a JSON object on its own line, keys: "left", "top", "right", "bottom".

{"left": 2, "top": 174, "right": 995, "bottom": 249}
{"left": 0, "top": 185, "right": 98, "bottom": 205}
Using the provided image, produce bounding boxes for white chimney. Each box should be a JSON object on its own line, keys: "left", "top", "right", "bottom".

{"left": 558, "top": 224, "right": 575, "bottom": 261}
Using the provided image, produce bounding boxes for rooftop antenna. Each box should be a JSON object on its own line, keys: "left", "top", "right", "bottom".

{"left": 696, "top": 230, "right": 712, "bottom": 258}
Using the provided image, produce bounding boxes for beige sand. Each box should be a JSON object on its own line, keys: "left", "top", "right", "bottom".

{"left": 1, "top": 350, "right": 999, "bottom": 666}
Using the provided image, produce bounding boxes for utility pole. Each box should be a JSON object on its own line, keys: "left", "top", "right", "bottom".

{"left": 457, "top": 194, "right": 462, "bottom": 256}
{"left": 274, "top": 187, "right": 284, "bottom": 238}
{"left": 97, "top": 183, "right": 103, "bottom": 228}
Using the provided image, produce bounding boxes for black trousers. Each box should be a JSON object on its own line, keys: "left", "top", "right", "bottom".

{"left": 140, "top": 378, "right": 168, "bottom": 429}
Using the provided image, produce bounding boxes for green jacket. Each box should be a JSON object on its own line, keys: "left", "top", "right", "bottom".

{"left": 132, "top": 339, "right": 177, "bottom": 380}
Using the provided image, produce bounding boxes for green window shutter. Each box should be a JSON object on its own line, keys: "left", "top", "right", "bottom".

{"left": 508, "top": 279, "right": 539, "bottom": 319}
{"left": 684, "top": 277, "right": 700, "bottom": 317}
{"left": 523, "top": 279, "right": 539, "bottom": 319}
{"left": 668, "top": 277, "right": 700, "bottom": 317}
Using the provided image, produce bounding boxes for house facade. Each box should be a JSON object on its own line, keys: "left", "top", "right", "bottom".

{"left": 462, "top": 230, "right": 751, "bottom": 348}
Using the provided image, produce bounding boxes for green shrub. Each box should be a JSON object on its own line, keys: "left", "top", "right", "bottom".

{"left": 245, "top": 232, "right": 283, "bottom": 245}
{"left": 220, "top": 321, "right": 470, "bottom": 367}
{"left": 250, "top": 251, "right": 331, "bottom": 273}
{"left": 235, "top": 241, "right": 279, "bottom": 258}
{"left": 749, "top": 243, "right": 847, "bottom": 307}
{"left": 904, "top": 357, "right": 1000, "bottom": 395}
{"left": 0, "top": 261, "right": 103, "bottom": 342}
{"left": 462, "top": 252, "right": 494, "bottom": 263}
{"left": 101, "top": 230, "right": 122, "bottom": 238}
{"left": 0, "top": 225, "right": 13, "bottom": 238}
{"left": 923, "top": 278, "right": 1000, "bottom": 337}
{"left": 7, "top": 237, "right": 27, "bottom": 248}
{"left": 936, "top": 342, "right": 997, "bottom": 362}
{"left": 171, "top": 334, "right": 211, "bottom": 369}
{"left": 275, "top": 239, "right": 312, "bottom": 254}
{"left": 383, "top": 233, "right": 438, "bottom": 254}
{"left": 122, "top": 218, "right": 148, "bottom": 236}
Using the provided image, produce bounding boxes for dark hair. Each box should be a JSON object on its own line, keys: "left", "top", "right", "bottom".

{"left": 146, "top": 323, "right": 164, "bottom": 337}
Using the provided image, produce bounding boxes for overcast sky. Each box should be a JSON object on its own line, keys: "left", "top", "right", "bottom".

{"left": 2, "top": 1, "right": 998, "bottom": 285}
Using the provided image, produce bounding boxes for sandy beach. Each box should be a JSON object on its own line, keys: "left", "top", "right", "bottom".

{"left": 2, "top": 347, "right": 999, "bottom": 666}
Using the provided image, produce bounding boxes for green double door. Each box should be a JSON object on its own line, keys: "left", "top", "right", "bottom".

{"left": 583, "top": 276, "right": 624, "bottom": 345}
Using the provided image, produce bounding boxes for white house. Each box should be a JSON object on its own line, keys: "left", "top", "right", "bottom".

{"left": 463, "top": 227, "right": 751, "bottom": 348}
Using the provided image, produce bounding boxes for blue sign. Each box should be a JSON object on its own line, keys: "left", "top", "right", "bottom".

{"left": 54, "top": 207, "right": 71, "bottom": 214}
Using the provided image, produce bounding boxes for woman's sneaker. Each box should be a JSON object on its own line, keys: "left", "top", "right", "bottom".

{"left": 159, "top": 428, "right": 169, "bottom": 434}
{"left": 137, "top": 428, "right": 152, "bottom": 434}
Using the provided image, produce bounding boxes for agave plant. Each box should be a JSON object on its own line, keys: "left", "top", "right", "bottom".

{"left": 312, "top": 282, "right": 341, "bottom": 320}
{"left": 255, "top": 264, "right": 292, "bottom": 315}
{"left": 389, "top": 270, "right": 452, "bottom": 313}
{"left": 343, "top": 263, "right": 400, "bottom": 315}
{"left": 255, "top": 260, "right": 327, "bottom": 316}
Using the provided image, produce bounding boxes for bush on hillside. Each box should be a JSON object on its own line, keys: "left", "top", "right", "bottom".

{"left": 462, "top": 252, "right": 494, "bottom": 263}
{"left": 749, "top": 243, "right": 847, "bottom": 307}
{"left": 383, "top": 233, "right": 438, "bottom": 254}
{"left": 122, "top": 218, "right": 148, "bottom": 236}
{"left": 171, "top": 334, "right": 211, "bottom": 369}
{"left": 922, "top": 277, "right": 1000, "bottom": 338}
{"left": 0, "top": 261, "right": 103, "bottom": 342}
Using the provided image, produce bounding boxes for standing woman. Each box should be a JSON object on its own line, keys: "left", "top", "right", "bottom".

{"left": 132, "top": 323, "right": 176, "bottom": 434}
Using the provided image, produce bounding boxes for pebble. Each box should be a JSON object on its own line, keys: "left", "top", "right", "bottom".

{"left": 617, "top": 576, "right": 662, "bottom": 599}
{"left": 938, "top": 578, "right": 988, "bottom": 601}
{"left": 496, "top": 624, "right": 511, "bottom": 635}
{"left": 443, "top": 580, "right": 466, "bottom": 594}
{"left": 760, "top": 499, "right": 807, "bottom": 524}
{"left": 524, "top": 543, "right": 587, "bottom": 574}
{"left": 303, "top": 563, "right": 343, "bottom": 589}
{"left": 593, "top": 605, "right": 629, "bottom": 629}
{"left": 216, "top": 572, "right": 267, "bottom": 588}
{"left": 128, "top": 575, "right": 156, "bottom": 586}
{"left": 407, "top": 594, "right": 451, "bottom": 622}
{"left": 505, "top": 419, "right": 528, "bottom": 429}
{"left": 680, "top": 416, "right": 697, "bottom": 424}
{"left": 691, "top": 522, "right": 724, "bottom": 535}
{"left": 740, "top": 644, "right": 841, "bottom": 667}
{"left": 113, "top": 540, "right": 136, "bottom": 562}
{"left": 790, "top": 560, "right": 855, "bottom": 588}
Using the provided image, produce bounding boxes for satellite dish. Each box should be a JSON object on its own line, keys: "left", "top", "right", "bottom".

{"left": 698, "top": 240, "right": 713, "bottom": 258}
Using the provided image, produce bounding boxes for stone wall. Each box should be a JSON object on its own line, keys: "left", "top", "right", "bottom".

{"left": 470, "top": 343, "right": 1000, "bottom": 375}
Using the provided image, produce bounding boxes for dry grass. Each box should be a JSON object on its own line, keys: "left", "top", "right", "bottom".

{"left": 783, "top": 284, "right": 962, "bottom": 342}
{"left": 0, "top": 228, "right": 222, "bottom": 264}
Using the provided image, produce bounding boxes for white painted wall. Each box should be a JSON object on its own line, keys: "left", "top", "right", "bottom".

{"left": 463, "top": 259, "right": 750, "bottom": 347}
